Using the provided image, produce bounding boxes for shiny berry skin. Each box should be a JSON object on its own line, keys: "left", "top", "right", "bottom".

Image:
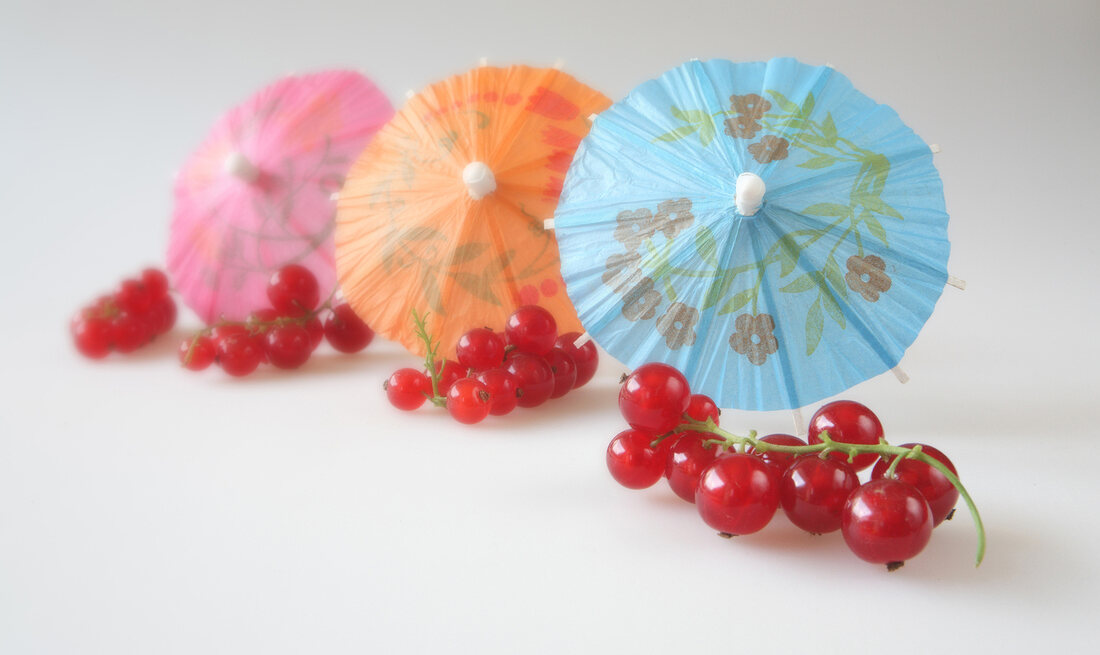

{"left": 72, "top": 316, "right": 112, "bottom": 359}
{"left": 140, "top": 268, "right": 170, "bottom": 299}
{"left": 247, "top": 308, "right": 280, "bottom": 332}
{"left": 842, "top": 479, "right": 933, "bottom": 566}
{"left": 780, "top": 456, "right": 859, "bottom": 534}
{"left": 808, "top": 400, "right": 884, "bottom": 472}
{"left": 116, "top": 278, "right": 154, "bottom": 314}
{"left": 150, "top": 296, "right": 177, "bottom": 334}
{"left": 456, "top": 328, "right": 505, "bottom": 371}
{"left": 872, "top": 444, "right": 959, "bottom": 526}
{"left": 264, "top": 324, "right": 312, "bottom": 369}
{"left": 554, "top": 332, "right": 599, "bottom": 388}
{"left": 446, "top": 378, "right": 491, "bottom": 424}
{"left": 686, "top": 394, "right": 720, "bottom": 425}
{"left": 505, "top": 354, "right": 554, "bottom": 407}
{"left": 606, "top": 429, "right": 665, "bottom": 489}
{"left": 217, "top": 333, "right": 264, "bottom": 377}
{"left": 749, "top": 434, "right": 807, "bottom": 478}
{"left": 544, "top": 347, "right": 577, "bottom": 399}
{"left": 304, "top": 316, "right": 324, "bottom": 351}
{"left": 266, "top": 264, "right": 320, "bottom": 316}
{"left": 696, "top": 454, "right": 780, "bottom": 535}
{"left": 110, "top": 313, "right": 146, "bottom": 353}
{"left": 178, "top": 335, "right": 215, "bottom": 371}
{"left": 428, "top": 359, "right": 465, "bottom": 394}
{"left": 324, "top": 303, "right": 373, "bottom": 353}
{"left": 665, "top": 431, "right": 721, "bottom": 503}
{"left": 385, "top": 368, "right": 432, "bottom": 411}
{"left": 475, "top": 369, "right": 520, "bottom": 416}
{"left": 505, "top": 305, "right": 557, "bottom": 356}
{"left": 618, "top": 363, "right": 691, "bottom": 435}
{"left": 210, "top": 323, "right": 249, "bottom": 347}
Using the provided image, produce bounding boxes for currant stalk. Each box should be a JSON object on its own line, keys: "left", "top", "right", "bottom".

{"left": 411, "top": 309, "right": 448, "bottom": 407}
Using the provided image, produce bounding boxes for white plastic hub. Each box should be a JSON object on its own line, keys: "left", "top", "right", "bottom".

{"left": 462, "top": 161, "right": 496, "bottom": 200}
{"left": 223, "top": 151, "right": 259, "bottom": 183}
{"left": 735, "top": 172, "right": 766, "bottom": 216}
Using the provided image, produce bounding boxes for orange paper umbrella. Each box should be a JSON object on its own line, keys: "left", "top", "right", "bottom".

{"left": 334, "top": 63, "right": 610, "bottom": 356}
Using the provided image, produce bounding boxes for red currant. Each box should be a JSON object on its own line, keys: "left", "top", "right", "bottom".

{"left": 456, "top": 328, "right": 505, "bottom": 371}
{"left": 748, "top": 433, "right": 807, "bottom": 478}
{"left": 475, "top": 369, "right": 520, "bottom": 416}
{"left": 385, "top": 368, "right": 432, "bottom": 411}
{"left": 264, "top": 324, "right": 312, "bottom": 369}
{"left": 618, "top": 363, "right": 691, "bottom": 434}
{"left": 780, "top": 456, "right": 859, "bottom": 534}
{"left": 304, "top": 316, "right": 324, "bottom": 351}
{"left": 149, "top": 296, "right": 177, "bottom": 334}
{"left": 267, "top": 264, "right": 320, "bottom": 316}
{"left": 72, "top": 316, "right": 112, "bottom": 359}
{"left": 504, "top": 353, "right": 554, "bottom": 408}
{"left": 446, "top": 378, "right": 491, "bottom": 424}
{"left": 665, "top": 431, "right": 721, "bottom": 503}
{"left": 140, "top": 268, "right": 170, "bottom": 299}
{"left": 554, "top": 332, "right": 599, "bottom": 388}
{"left": 428, "top": 359, "right": 465, "bottom": 394}
{"left": 696, "top": 454, "right": 780, "bottom": 535}
{"left": 110, "top": 313, "right": 146, "bottom": 353}
{"left": 871, "top": 444, "right": 959, "bottom": 526}
{"left": 505, "top": 305, "right": 557, "bottom": 356}
{"left": 324, "top": 303, "right": 373, "bottom": 353}
{"left": 217, "top": 333, "right": 264, "bottom": 376}
{"left": 606, "top": 429, "right": 665, "bottom": 489}
{"left": 544, "top": 347, "right": 577, "bottom": 399}
{"left": 178, "top": 335, "right": 216, "bottom": 371}
{"left": 808, "top": 400, "right": 884, "bottom": 472}
{"left": 686, "top": 394, "right": 720, "bottom": 425}
{"left": 247, "top": 308, "right": 280, "bottom": 332}
{"left": 842, "top": 479, "right": 933, "bottom": 566}
{"left": 116, "top": 278, "right": 154, "bottom": 314}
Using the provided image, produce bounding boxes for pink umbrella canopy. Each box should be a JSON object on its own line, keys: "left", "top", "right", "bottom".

{"left": 169, "top": 70, "right": 394, "bottom": 322}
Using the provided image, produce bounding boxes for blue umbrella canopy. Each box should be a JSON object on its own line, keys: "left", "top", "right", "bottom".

{"left": 553, "top": 58, "right": 950, "bottom": 411}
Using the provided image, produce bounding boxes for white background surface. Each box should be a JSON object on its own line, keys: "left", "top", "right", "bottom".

{"left": 2, "top": 1, "right": 1098, "bottom": 652}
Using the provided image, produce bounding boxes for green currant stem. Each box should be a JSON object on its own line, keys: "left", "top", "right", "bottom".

{"left": 410, "top": 309, "right": 447, "bottom": 408}
{"left": 677, "top": 418, "right": 986, "bottom": 566}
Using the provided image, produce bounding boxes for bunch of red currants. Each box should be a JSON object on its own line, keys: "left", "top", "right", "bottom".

{"left": 385, "top": 305, "right": 598, "bottom": 425}
{"left": 608, "top": 362, "right": 977, "bottom": 570}
{"left": 71, "top": 268, "right": 178, "bottom": 358}
{"left": 178, "top": 264, "right": 374, "bottom": 376}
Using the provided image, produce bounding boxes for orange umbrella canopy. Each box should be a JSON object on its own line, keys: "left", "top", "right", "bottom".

{"left": 335, "top": 64, "right": 610, "bottom": 356}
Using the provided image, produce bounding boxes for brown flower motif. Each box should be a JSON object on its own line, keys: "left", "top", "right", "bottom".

{"left": 622, "top": 277, "right": 662, "bottom": 322}
{"left": 748, "top": 135, "right": 790, "bottom": 163}
{"left": 724, "top": 94, "right": 772, "bottom": 139}
{"left": 656, "top": 302, "right": 699, "bottom": 349}
{"left": 602, "top": 251, "right": 643, "bottom": 293}
{"left": 653, "top": 198, "right": 695, "bottom": 240}
{"left": 845, "top": 255, "right": 892, "bottom": 302}
{"left": 614, "top": 208, "right": 657, "bottom": 251}
{"left": 728, "top": 313, "right": 779, "bottom": 366}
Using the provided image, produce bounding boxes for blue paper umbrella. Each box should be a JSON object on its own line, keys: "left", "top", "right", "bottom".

{"left": 553, "top": 58, "right": 951, "bottom": 411}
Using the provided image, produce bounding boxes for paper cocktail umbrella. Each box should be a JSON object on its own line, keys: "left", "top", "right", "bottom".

{"left": 552, "top": 58, "right": 961, "bottom": 411}
{"left": 169, "top": 70, "right": 393, "bottom": 322}
{"left": 334, "top": 63, "right": 609, "bottom": 355}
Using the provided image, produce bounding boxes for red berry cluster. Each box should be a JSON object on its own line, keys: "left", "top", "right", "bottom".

{"left": 178, "top": 264, "right": 373, "bottom": 377}
{"left": 608, "top": 362, "right": 982, "bottom": 570}
{"left": 71, "top": 268, "right": 177, "bottom": 358}
{"left": 385, "top": 305, "right": 599, "bottom": 424}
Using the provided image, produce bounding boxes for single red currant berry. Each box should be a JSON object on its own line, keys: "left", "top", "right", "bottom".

{"left": 217, "top": 333, "right": 264, "bottom": 376}
{"left": 428, "top": 359, "right": 465, "bottom": 394}
{"left": 324, "top": 303, "right": 374, "bottom": 353}
{"left": 456, "top": 327, "right": 506, "bottom": 371}
{"left": 116, "top": 279, "right": 154, "bottom": 314}
{"left": 264, "top": 324, "right": 312, "bottom": 369}
{"left": 618, "top": 362, "right": 691, "bottom": 434}
{"left": 110, "top": 313, "right": 145, "bottom": 353}
{"left": 210, "top": 323, "right": 248, "bottom": 347}
{"left": 140, "top": 268, "right": 170, "bottom": 299}
{"left": 780, "top": 456, "right": 859, "bottom": 534}
{"left": 475, "top": 368, "right": 520, "bottom": 416}
{"left": 606, "top": 429, "right": 665, "bottom": 489}
{"left": 842, "top": 479, "right": 933, "bottom": 567}
{"left": 266, "top": 264, "right": 320, "bottom": 316}
{"left": 504, "top": 353, "right": 554, "bottom": 408}
{"left": 505, "top": 305, "right": 557, "bottom": 356}
{"left": 178, "top": 335, "right": 216, "bottom": 371}
{"left": 544, "top": 347, "right": 577, "bottom": 399}
{"left": 446, "top": 378, "right": 491, "bottom": 424}
{"left": 554, "top": 332, "right": 599, "bottom": 388}
{"left": 72, "top": 316, "right": 112, "bottom": 359}
{"left": 686, "top": 394, "right": 721, "bottom": 425}
{"left": 304, "top": 316, "right": 324, "bottom": 351}
{"left": 871, "top": 444, "right": 959, "bottom": 526}
{"left": 696, "top": 454, "right": 781, "bottom": 535}
{"left": 385, "top": 368, "right": 433, "bottom": 411}
{"left": 665, "top": 431, "right": 721, "bottom": 503}
{"left": 808, "top": 400, "right": 884, "bottom": 472}
{"left": 150, "top": 296, "right": 177, "bottom": 334}
{"left": 748, "top": 433, "right": 807, "bottom": 478}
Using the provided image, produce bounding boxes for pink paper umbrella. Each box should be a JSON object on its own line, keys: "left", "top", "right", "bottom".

{"left": 169, "top": 70, "right": 393, "bottom": 322}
